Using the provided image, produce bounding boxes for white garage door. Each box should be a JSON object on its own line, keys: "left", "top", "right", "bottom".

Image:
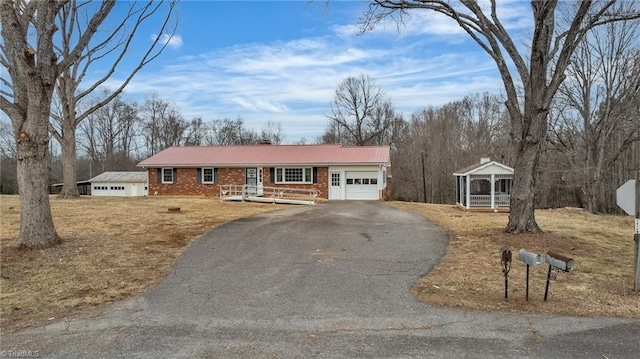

{"left": 109, "top": 185, "right": 126, "bottom": 197}
{"left": 345, "top": 171, "right": 379, "bottom": 200}
{"left": 92, "top": 183, "right": 125, "bottom": 196}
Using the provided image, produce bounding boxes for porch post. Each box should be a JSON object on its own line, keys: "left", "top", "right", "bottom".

{"left": 465, "top": 175, "right": 471, "bottom": 209}
{"left": 458, "top": 176, "right": 462, "bottom": 204}
{"left": 491, "top": 173, "right": 495, "bottom": 210}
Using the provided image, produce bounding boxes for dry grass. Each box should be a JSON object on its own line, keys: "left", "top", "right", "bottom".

{"left": 2, "top": 197, "right": 637, "bottom": 334}
{"left": 0, "top": 195, "right": 286, "bottom": 333}
{"left": 389, "top": 202, "right": 639, "bottom": 318}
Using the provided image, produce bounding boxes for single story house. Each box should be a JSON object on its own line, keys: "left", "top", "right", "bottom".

{"left": 453, "top": 158, "right": 514, "bottom": 212}
{"left": 137, "top": 144, "right": 390, "bottom": 200}
{"left": 89, "top": 171, "right": 148, "bottom": 197}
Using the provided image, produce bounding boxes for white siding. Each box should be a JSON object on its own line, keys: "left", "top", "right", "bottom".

{"left": 92, "top": 182, "right": 147, "bottom": 197}
{"left": 328, "top": 166, "right": 384, "bottom": 200}
{"left": 473, "top": 163, "right": 513, "bottom": 175}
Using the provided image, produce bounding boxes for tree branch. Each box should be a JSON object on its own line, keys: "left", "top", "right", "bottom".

{"left": 57, "top": 1, "right": 115, "bottom": 72}
{"left": 0, "top": 95, "right": 24, "bottom": 129}
{"left": 76, "top": 1, "right": 177, "bottom": 107}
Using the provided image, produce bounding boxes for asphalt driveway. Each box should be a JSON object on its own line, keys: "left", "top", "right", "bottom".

{"left": 1, "top": 201, "right": 638, "bottom": 358}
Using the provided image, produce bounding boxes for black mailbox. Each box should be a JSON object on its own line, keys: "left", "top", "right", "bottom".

{"left": 501, "top": 246, "right": 512, "bottom": 266}
{"left": 546, "top": 251, "right": 574, "bottom": 272}
{"left": 500, "top": 246, "right": 512, "bottom": 301}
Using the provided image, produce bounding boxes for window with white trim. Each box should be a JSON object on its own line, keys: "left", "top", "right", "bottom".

{"left": 162, "top": 168, "right": 173, "bottom": 183}
{"left": 275, "top": 167, "right": 313, "bottom": 184}
{"left": 346, "top": 177, "right": 378, "bottom": 185}
{"left": 202, "top": 168, "right": 215, "bottom": 183}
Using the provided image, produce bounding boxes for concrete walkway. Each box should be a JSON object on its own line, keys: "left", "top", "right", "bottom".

{"left": 1, "top": 202, "right": 637, "bottom": 358}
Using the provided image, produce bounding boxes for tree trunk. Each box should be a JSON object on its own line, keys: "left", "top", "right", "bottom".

{"left": 584, "top": 181, "right": 598, "bottom": 214}
{"left": 15, "top": 106, "right": 60, "bottom": 248}
{"left": 507, "top": 141, "right": 542, "bottom": 233}
{"left": 58, "top": 129, "right": 80, "bottom": 198}
{"left": 506, "top": 107, "right": 547, "bottom": 234}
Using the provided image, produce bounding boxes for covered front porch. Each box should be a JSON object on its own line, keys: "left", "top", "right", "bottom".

{"left": 454, "top": 158, "right": 514, "bottom": 212}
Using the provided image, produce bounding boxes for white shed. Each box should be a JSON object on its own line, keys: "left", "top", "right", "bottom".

{"left": 89, "top": 172, "right": 148, "bottom": 197}
{"left": 453, "top": 158, "right": 514, "bottom": 212}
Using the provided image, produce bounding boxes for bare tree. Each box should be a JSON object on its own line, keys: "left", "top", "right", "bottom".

{"left": 184, "top": 117, "right": 207, "bottom": 146}
{"left": 326, "top": 74, "right": 399, "bottom": 146}
{"left": 205, "top": 117, "right": 259, "bottom": 146}
{"left": 0, "top": 1, "right": 118, "bottom": 247}
{"left": 364, "top": 1, "right": 640, "bottom": 233}
{"left": 50, "top": 0, "right": 176, "bottom": 198}
{"left": 317, "top": 120, "right": 347, "bottom": 144}
{"left": 260, "top": 120, "right": 286, "bottom": 145}
{"left": 140, "top": 95, "right": 194, "bottom": 154}
{"left": 550, "top": 18, "right": 640, "bottom": 214}
{"left": 78, "top": 92, "right": 140, "bottom": 172}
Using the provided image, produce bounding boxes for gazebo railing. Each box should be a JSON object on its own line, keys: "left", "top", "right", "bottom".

{"left": 470, "top": 195, "right": 491, "bottom": 207}
{"left": 495, "top": 194, "right": 510, "bottom": 207}
{"left": 469, "top": 194, "right": 510, "bottom": 207}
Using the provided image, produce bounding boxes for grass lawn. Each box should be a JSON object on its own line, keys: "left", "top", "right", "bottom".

{"left": 389, "top": 202, "right": 639, "bottom": 318}
{"left": 0, "top": 195, "right": 287, "bottom": 332}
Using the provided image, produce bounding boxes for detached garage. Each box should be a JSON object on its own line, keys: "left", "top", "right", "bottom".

{"left": 89, "top": 172, "right": 148, "bottom": 197}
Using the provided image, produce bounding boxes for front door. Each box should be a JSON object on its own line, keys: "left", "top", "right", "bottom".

{"left": 329, "top": 171, "right": 343, "bottom": 200}
{"left": 245, "top": 168, "right": 263, "bottom": 196}
{"left": 257, "top": 167, "right": 263, "bottom": 196}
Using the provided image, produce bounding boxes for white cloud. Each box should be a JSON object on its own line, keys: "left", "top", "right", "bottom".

{"left": 334, "top": 0, "right": 531, "bottom": 39}
{"left": 152, "top": 33, "right": 183, "bottom": 49}
{"left": 230, "top": 97, "right": 289, "bottom": 113}
{"left": 111, "top": 26, "right": 507, "bottom": 142}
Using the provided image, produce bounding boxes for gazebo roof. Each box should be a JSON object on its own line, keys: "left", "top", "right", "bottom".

{"left": 453, "top": 158, "right": 513, "bottom": 176}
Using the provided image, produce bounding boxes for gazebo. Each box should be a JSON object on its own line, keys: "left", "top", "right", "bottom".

{"left": 453, "top": 158, "right": 514, "bottom": 212}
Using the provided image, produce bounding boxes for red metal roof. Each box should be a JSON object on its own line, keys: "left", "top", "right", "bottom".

{"left": 138, "top": 144, "right": 390, "bottom": 167}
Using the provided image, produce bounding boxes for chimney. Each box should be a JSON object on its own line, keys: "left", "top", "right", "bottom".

{"left": 480, "top": 157, "right": 491, "bottom": 164}
{"left": 259, "top": 139, "right": 272, "bottom": 145}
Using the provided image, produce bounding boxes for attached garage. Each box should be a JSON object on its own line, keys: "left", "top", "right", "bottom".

{"left": 345, "top": 171, "right": 379, "bottom": 200}
{"left": 329, "top": 166, "right": 387, "bottom": 201}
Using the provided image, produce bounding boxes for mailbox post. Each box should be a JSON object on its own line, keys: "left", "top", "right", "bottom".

{"left": 500, "top": 247, "right": 512, "bottom": 301}
{"left": 544, "top": 251, "right": 574, "bottom": 301}
{"left": 518, "top": 249, "right": 541, "bottom": 301}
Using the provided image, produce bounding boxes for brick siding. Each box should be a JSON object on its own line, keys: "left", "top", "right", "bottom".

{"left": 147, "top": 167, "right": 329, "bottom": 199}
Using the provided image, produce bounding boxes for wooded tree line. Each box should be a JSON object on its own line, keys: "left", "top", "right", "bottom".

{"left": 0, "top": 91, "right": 288, "bottom": 194}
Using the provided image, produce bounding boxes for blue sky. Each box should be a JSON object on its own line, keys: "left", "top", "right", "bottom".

{"left": 5, "top": 0, "right": 534, "bottom": 144}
